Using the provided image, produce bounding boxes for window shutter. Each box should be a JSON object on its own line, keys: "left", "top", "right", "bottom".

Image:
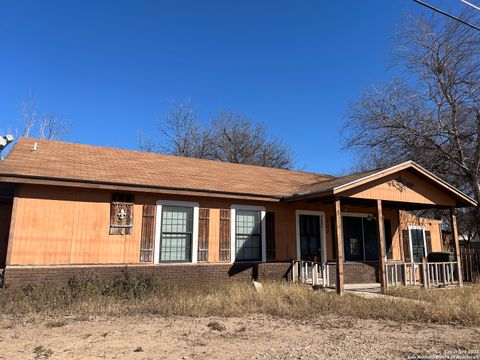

{"left": 110, "top": 201, "right": 134, "bottom": 235}
{"left": 219, "top": 209, "right": 231, "bottom": 261}
{"left": 402, "top": 229, "right": 411, "bottom": 261}
{"left": 198, "top": 208, "right": 210, "bottom": 261}
{"left": 266, "top": 212, "right": 275, "bottom": 261}
{"left": 425, "top": 230, "right": 432, "bottom": 255}
{"left": 140, "top": 205, "right": 156, "bottom": 262}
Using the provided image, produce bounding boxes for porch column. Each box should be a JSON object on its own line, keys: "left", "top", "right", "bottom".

{"left": 376, "top": 199, "right": 387, "bottom": 291}
{"left": 335, "top": 198, "right": 344, "bottom": 295}
{"left": 450, "top": 207, "right": 464, "bottom": 287}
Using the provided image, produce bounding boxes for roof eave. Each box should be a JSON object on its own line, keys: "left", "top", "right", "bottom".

{"left": 0, "top": 174, "right": 284, "bottom": 202}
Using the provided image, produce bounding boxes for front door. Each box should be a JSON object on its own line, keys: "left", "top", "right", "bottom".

{"left": 299, "top": 215, "right": 321, "bottom": 261}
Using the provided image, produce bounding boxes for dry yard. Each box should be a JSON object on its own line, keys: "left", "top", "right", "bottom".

{"left": 1, "top": 276, "right": 479, "bottom": 359}
{"left": 0, "top": 315, "right": 479, "bottom": 359}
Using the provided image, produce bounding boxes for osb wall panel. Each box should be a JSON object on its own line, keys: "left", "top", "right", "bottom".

{"left": 7, "top": 184, "right": 443, "bottom": 266}
{"left": 341, "top": 169, "right": 457, "bottom": 206}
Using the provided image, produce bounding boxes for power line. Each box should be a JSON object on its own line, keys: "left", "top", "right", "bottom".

{"left": 413, "top": 0, "right": 480, "bottom": 31}
{"left": 459, "top": 0, "right": 480, "bottom": 12}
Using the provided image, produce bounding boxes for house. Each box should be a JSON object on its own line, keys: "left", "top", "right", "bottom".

{"left": 0, "top": 138, "right": 476, "bottom": 293}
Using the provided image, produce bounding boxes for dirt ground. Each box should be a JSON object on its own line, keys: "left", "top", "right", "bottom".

{"left": 0, "top": 315, "right": 479, "bottom": 360}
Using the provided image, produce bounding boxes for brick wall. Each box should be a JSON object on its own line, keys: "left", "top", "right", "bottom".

{"left": 327, "top": 262, "right": 380, "bottom": 285}
{"left": 3, "top": 262, "right": 292, "bottom": 288}
{"left": 3, "top": 261, "right": 383, "bottom": 288}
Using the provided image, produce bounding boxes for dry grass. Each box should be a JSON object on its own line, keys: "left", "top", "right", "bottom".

{"left": 1, "top": 271, "right": 479, "bottom": 325}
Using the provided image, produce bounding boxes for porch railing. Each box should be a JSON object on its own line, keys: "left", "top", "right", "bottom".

{"left": 291, "top": 260, "right": 332, "bottom": 288}
{"left": 385, "top": 261, "right": 459, "bottom": 288}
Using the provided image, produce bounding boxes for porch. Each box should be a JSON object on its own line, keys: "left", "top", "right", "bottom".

{"left": 291, "top": 259, "right": 461, "bottom": 290}
{"left": 286, "top": 162, "right": 477, "bottom": 294}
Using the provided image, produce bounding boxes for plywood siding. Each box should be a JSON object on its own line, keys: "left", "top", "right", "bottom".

{"left": 8, "top": 185, "right": 151, "bottom": 265}
{"left": 7, "top": 184, "right": 445, "bottom": 266}
{"left": 341, "top": 170, "right": 457, "bottom": 206}
{"left": 399, "top": 211, "right": 443, "bottom": 254}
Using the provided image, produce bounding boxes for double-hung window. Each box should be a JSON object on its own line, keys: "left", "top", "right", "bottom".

{"left": 409, "top": 226, "right": 427, "bottom": 262}
{"left": 160, "top": 205, "right": 193, "bottom": 262}
{"left": 235, "top": 210, "right": 262, "bottom": 261}
{"left": 231, "top": 206, "right": 266, "bottom": 262}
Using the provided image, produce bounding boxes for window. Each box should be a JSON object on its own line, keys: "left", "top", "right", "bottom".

{"left": 342, "top": 214, "right": 392, "bottom": 262}
{"left": 409, "top": 227, "right": 427, "bottom": 262}
{"left": 160, "top": 206, "right": 193, "bottom": 262}
{"left": 235, "top": 210, "right": 262, "bottom": 261}
{"left": 154, "top": 200, "right": 199, "bottom": 263}
{"left": 110, "top": 193, "right": 134, "bottom": 235}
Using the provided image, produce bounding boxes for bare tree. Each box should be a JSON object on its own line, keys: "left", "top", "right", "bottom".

{"left": 157, "top": 100, "right": 213, "bottom": 159}
{"left": 343, "top": 12, "right": 480, "bottom": 241}
{"left": 210, "top": 110, "right": 293, "bottom": 168}
{"left": 137, "top": 130, "right": 159, "bottom": 153}
{"left": 138, "top": 101, "right": 293, "bottom": 169}
{"left": 19, "top": 91, "right": 70, "bottom": 140}
{"left": 38, "top": 115, "right": 70, "bottom": 140}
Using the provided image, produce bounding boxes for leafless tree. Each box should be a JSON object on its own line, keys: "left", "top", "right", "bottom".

{"left": 138, "top": 101, "right": 293, "bottom": 169}
{"left": 157, "top": 100, "right": 213, "bottom": 159}
{"left": 38, "top": 115, "right": 70, "bottom": 140}
{"left": 343, "top": 12, "right": 480, "bottom": 241}
{"left": 210, "top": 110, "right": 293, "bottom": 168}
{"left": 137, "top": 130, "right": 159, "bottom": 153}
{"left": 19, "top": 91, "right": 70, "bottom": 140}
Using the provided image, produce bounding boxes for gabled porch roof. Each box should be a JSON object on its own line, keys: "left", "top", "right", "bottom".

{"left": 286, "top": 161, "right": 477, "bottom": 208}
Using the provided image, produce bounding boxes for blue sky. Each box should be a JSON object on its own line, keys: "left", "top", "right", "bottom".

{"left": 0, "top": 0, "right": 467, "bottom": 174}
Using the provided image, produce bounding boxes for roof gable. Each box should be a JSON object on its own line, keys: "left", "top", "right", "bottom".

{"left": 288, "top": 161, "right": 477, "bottom": 207}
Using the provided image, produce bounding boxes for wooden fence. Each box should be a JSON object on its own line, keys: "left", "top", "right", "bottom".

{"left": 461, "top": 248, "right": 480, "bottom": 282}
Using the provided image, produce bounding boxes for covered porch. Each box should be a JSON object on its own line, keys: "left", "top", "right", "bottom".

{"left": 286, "top": 161, "right": 477, "bottom": 294}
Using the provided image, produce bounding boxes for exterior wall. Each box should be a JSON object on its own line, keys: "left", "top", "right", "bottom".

{"left": 3, "top": 263, "right": 291, "bottom": 288}
{"left": 341, "top": 169, "right": 457, "bottom": 206}
{"left": 399, "top": 211, "right": 443, "bottom": 254}
{"left": 5, "top": 184, "right": 444, "bottom": 271}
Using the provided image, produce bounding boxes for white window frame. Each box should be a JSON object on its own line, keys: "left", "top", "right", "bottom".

{"left": 230, "top": 205, "right": 266, "bottom": 263}
{"left": 295, "top": 210, "right": 327, "bottom": 263}
{"left": 407, "top": 225, "right": 428, "bottom": 263}
{"left": 154, "top": 200, "right": 199, "bottom": 264}
{"left": 341, "top": 212, "right": 388, "bottom": 262}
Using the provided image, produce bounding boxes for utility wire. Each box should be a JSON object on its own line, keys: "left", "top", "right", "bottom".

{"left": 459, "top": 0, "right": 480, "bottom": 12}
{"left": 413, "top": 0, "right": 480, "bottom": 31}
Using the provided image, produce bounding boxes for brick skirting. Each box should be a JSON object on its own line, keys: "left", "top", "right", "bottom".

{"left": 2, "top": 262, "right": 292, "bottom": 288}
{"left": 327, "top": 262, "right": 380, "bottom": 285}
{"left": 3, "top": 261, "right": 381, "bottom": 288}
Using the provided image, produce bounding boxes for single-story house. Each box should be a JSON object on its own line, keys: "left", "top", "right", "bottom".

{"left": 0, "top": 138, "right": 476, "bottom": 293}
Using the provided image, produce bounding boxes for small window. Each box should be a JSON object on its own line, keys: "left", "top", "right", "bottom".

{"left": 110, "top": 193, "right": 134, "bottom": 235}
{"left": 235, "top": 210, "right": 262, "bottom": 261}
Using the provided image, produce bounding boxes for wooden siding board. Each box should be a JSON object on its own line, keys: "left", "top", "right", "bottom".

{"left": 341, "top": 170, "right": 457, "bottom": 206}
{"left": 7, "top": 184, "right": 447, "bottom": 267}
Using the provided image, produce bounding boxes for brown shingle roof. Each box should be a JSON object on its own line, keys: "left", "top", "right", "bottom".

{"left": 0, "top": 138, "right": 335, "bottom": 199}
{"left": 293, "top": 168, "right": 383, "bottom": 196}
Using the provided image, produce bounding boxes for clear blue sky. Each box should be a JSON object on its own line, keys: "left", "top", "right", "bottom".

{"left": 0, "top": 0, "right": 463, "bottom": 175}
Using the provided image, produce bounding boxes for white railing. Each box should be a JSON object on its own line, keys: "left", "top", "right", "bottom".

{"left": 291, "top": 260, "right": 331, "bottom": 288}
{"left": 385, "top": 261, "right": 459, "bottom": 288}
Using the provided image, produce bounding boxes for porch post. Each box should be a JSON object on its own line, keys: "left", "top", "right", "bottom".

{"left": 450, "top": 207, "right": 464, "bottom": 287}
{"left": 376, "top": 199, "right": 387, "bottom": 291}
{"left": 335, "top": 198, "right": 344, "bottom": 295}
